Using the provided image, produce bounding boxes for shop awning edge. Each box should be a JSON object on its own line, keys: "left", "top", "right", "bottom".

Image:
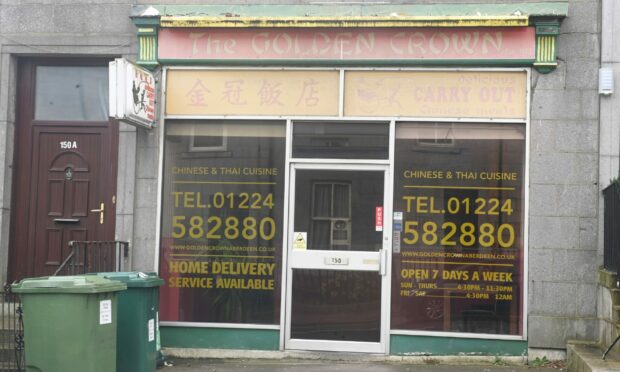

{"left": 131, "top": 2, "right": 568, "bottom": 28}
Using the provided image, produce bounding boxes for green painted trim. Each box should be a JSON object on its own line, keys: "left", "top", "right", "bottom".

{"left": 535, "top": 20, "right": 561, "bottom": 35}
{"left": 132, "top": 17, "right": 160, "bottom": 27}
{"left": 132, "top": 10, "right": 160, "bottom": 68}
{"left": 390, "top": 335, "right": 527, "bottom": 356}
{"left": 137, "top": 34, "right": 159, "bottom": 68}
{"left": 533, "top": 65, "right": 555, "bottom": 74}
{"left": 158, "top": 59, "right": 535, "bottom": 68}
{"left": 533, "top": 20, "right": 560, "bottom": 73}
{"left": 160, "top": 326, "right": 279, "bottom": 350}
{"left": 132, "top": 3, "right": 568, "bottom": 19}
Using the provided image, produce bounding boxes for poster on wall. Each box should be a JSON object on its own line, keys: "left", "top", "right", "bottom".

{"left": 391, "top": 122, "right": 525, "bottom": 335}
{"left": 159, "top": 120, "right": 285, "bottom": 324}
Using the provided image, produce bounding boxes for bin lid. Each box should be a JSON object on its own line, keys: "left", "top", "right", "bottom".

{"left": 11, "top": 275, "right": 126, "bottom": 294}
{"left": 91, "top": 272, "right": 164, "bottom": 288}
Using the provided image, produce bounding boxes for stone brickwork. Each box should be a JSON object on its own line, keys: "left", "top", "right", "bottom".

{"left": 0, "top": 53, "right": 15, "bottom": 287}
{"left": 528, "top": 0, "right": 601, "bottom": 350}
{"left": 0, "top": 0, "right": 608, "bottom": 354}
{"left": 600, "top": 0, "right": 620, "bottom": 213}
{"left": 132, "top": 125, "right": 160, "bottom": 272}
{"left": 598, "top": 0, "right": 620, "bottom": 354}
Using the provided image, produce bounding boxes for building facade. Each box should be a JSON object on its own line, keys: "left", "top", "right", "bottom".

{"left": 0, "top": 0, "right": 611, "bottom": 358}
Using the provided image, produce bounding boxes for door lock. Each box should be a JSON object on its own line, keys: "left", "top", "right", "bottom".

{"left": 90, "top": 202, "right": 105, "bottom": 224}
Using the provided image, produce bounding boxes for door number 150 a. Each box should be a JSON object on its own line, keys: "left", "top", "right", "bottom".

{"left": 60, "top": 141, "right": 77, "bottom": 149}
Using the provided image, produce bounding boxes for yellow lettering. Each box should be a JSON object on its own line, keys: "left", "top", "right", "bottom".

{"left": 442, "top": 270, "right": 469, "bottom": 281}
{"left": 482, "top": 271, "right": 513, "bottom": 282}
{"left": 215, "top": 278, "right": 275, "bottom": 290}
{"left": 401, "top": 269, "right": 429, "bottom": 279}
{"left": 169, "top": 261, "right": 209, "bottom": 274}
{"left": 416, "top": 197, "right": 429, "bottom": 213}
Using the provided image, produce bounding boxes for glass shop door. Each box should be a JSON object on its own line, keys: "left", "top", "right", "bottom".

{"left": 285, "top": 164, "right": 391, "bottom": 353}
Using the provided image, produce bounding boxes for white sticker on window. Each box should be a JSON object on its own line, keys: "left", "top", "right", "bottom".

{"left": 293, "top": 232, "right": 307, "bottom": 250}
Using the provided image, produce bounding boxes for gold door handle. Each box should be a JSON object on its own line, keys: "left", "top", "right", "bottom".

{"left": 90, "top": 202, "right": 104, "bottom": 224}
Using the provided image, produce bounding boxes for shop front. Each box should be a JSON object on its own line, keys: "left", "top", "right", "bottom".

{"left": 129, "top": 3, "right": 566, "bottom": 356}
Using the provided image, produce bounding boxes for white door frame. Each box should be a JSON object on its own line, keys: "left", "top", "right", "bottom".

{"left": 284, "top": 162, "right": 392, "bottom": 354}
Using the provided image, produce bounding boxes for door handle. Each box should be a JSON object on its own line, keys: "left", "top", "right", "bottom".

{"left": 379, "top": 248, "right": 388, "bottom": 276}
{"left": 90, "top": 202, "right": 104, "bottom": 224}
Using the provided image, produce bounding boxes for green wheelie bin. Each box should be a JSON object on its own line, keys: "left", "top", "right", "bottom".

{"left": 93, "top": 272, "right": 164, "bottom": 372}
{"left": 11, "top": 275, "right": 126, "bottom": 372}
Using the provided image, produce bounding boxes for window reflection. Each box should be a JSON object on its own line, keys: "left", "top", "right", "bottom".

{"left": 292, "top": 121, "right": 389, "bottom": 159}
{"left": 295, "top": 170, "right": 383, "bottom": 252}
{"left": 35, "top": 66, "right": 108, "bottom": 121}
{"left": 291, "top": 270, "right": 381, "bottom": 342}
{"left": 159, "top": 120, "right": 285, "bottom": 324}
{"left": 391, "top": 122, "right": 525, "bottom": 336}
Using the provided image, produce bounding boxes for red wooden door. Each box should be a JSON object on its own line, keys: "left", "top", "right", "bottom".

{"left": 9, "top": 59, "right": 118, "bottom": 281}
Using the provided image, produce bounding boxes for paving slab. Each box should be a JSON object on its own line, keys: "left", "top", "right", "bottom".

{"left": 567, "top": 343, "right": 620, "bottom": 372}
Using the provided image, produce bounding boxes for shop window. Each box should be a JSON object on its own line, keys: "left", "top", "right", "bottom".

{"left": 311, "top": 182, "right": 351, "bottom": 250}
{"left": 391, "top": 122, "right": 525, "bottom": 336}
{"left": 189, "top": 126, "right": 227, "bottom": 152}
{"left": 415, "top": 123, "right": 455, "bottom": 148}
{"left": 35, "top": 66, "right": 109, "bottom": 121}
{"left": 159, "top": 120, "right": 285, "bottom": 324}
{"left": 292, "top": 121, "right": 389, "bottom": 160}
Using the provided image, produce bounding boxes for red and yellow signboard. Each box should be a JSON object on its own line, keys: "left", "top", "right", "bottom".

{"left": 159, "top": 27, "right": 535, "bottom": 61}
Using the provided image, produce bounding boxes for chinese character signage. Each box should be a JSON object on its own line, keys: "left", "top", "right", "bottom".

{"left": 166, "top": 70, "right": 339, "bottom": 116}
{"left": 109, "top": 58, "right": 157, "bottom": 128}
{"left": 166, "top": 70, "right": 526, "bottom": 120}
